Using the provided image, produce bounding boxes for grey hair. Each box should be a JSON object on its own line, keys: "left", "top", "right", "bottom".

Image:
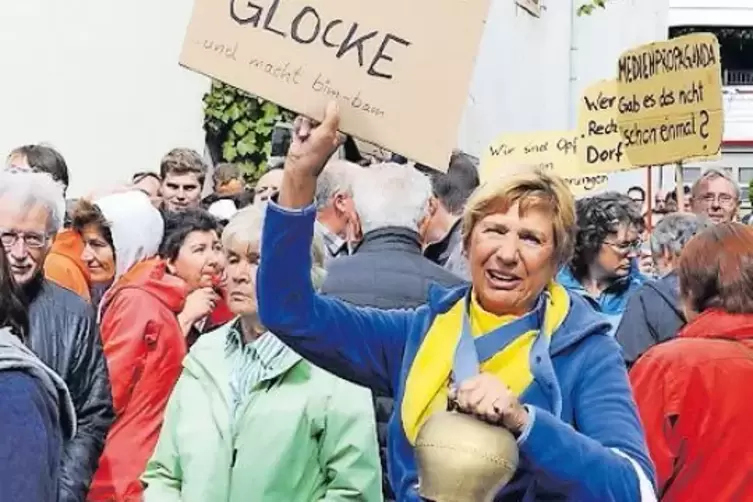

{"left": 314, "top": 160, "right": 360, "bottom": 211}
{"left": 353, "top": 163, "right": 432, "bottom": 235}
{"left": 222, "top": 204, "right": 327, "bottom": 290}
{"left": 0, "top": 170, "right": 66, "bottom": 234}
{"left": 650, "top": 213, "right": 713, "bottom": 258}
{"left": 691, "top": 168, "right": 740, "bottom": 200}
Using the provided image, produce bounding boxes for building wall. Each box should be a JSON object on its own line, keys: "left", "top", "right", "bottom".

{"left": 457, "top": 0, "right": 669, "bottom": 194}
{"left": 0, "top": 0, "right": 209, "bottom": 197}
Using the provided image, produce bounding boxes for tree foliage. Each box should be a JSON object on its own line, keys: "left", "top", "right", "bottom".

{"left": 202, "top": 81, "right": 294, "bottom": 182}
{"left": 577, "top": 0, "right": 608, "bottom": 16}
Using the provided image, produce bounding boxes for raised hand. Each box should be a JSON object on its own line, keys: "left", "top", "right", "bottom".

{"left": 279, "top": 101, "right": 344, "bottom": 209}
{"left": 286, "top": 101, "right": 343, "bottom": 178}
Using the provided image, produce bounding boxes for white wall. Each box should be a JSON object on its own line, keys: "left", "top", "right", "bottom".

{"left": 669, "top": 0, "right": 753, "bottom": 27}
{"left": 0, "top": 0, "right": 209, "bottom": 197}
{"left": 457, "top": 0, "right": 669, "bottom": 194}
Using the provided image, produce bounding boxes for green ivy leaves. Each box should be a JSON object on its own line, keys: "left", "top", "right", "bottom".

{"left": 202, "top": 81, "right": 294, "bottom": 182}
{"left": 577, "top": 0, "right": 608, "bottom": 16}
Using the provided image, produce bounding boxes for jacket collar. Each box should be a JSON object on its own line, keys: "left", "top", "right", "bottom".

{"left": 423, "top": 218, "right": 462, "bottom": 264}
{"left": 426, "top": 282, "right": 610, "bottom": 356}
{"left": 355, "top": 227, "right": 422, "bottom": 255}
{"left": 680, "top": 309, "right": 753, "bottom": 342}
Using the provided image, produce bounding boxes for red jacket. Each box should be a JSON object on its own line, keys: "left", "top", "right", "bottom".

{"left": 88, "top": 259, "right": 188, "bottom": 502}
{"left": 630, "top": 309, "right": 753, "bottom": 501}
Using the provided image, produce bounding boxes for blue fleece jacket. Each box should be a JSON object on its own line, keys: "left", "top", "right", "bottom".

{"left": 557, "top": 266, "right": 645, "bottom": 335}
{"left": 0, "top": 371, "right": 63, "bottom": 502}
{"left": 258, "top": 202, "right": 656, "bottom": 502}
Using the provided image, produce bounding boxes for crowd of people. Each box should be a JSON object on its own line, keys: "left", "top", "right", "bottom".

{"left": 1, "top": 101, "right": 752, "bottom": 502}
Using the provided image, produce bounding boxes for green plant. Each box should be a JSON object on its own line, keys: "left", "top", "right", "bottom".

{"left": 203, "top": 81, "right": 294, "bottom": 182}
{"left": 577, "top": 0, "right": 608, "bottom": 16}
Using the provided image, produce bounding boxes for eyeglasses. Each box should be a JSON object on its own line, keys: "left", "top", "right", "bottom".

{"left": 0, "top": 230, "right": 51, "bottom": 249}
{"left": 699, "top": 193, "right": 736, "bottom": 208}
{"left": 603, "top": 238, "right": 642, "bottom": 255}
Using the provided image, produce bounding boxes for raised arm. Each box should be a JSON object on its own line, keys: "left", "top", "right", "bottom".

{"left": 257, "top": 102, "right": 414, "bottom": 397}
{"left": 259, "top": 201, "right": 412, "bottom": 397}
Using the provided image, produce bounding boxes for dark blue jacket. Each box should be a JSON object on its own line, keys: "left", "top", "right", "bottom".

{"left": 615, "top": 272, "right": 685, "bottom": 366}
{"left": 0, "top": 371, "right": 63, "bottom": 502}
{"left": 258, "top": 202, "right": 656, "bottom": 502}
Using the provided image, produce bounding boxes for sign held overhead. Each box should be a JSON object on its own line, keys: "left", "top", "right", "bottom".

{"left": 615, "top": 33, "right": 724, "bottom": 167}
{"left": 179, "top": 0, "right": 491, "bottom": 170}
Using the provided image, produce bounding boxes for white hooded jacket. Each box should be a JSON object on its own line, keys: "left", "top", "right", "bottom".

{"left": 92, "top": 191, "right": 164, "bottom": 317}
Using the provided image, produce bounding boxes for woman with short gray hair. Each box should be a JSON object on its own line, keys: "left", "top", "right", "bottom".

{"left": 615, "top": 213, "right": 712, "bottom": 366}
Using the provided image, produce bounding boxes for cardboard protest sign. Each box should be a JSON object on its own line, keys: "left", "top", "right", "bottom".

{"left": 577, "top": 80, "right": 635, "bottom": 174}
{"left": 179, "top": 0, "right": 491, "bottom": 171}
{"left": 615, "top": 33, "right": 723, "bottom": 167}
{"left": 481, "top": 131, "right": 608, "bottom": 197}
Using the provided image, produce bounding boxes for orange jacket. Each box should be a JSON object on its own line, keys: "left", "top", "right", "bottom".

{"left": 88, "top": 259, "right": 188, "bottom": 502}
{"left": 44, "top": 229, "right": 91, "bottom": 302}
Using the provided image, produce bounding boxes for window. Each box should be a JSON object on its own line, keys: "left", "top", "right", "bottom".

{"left": 740, "top": 168, "right": 753, "bottom": 184}
{"left": 683, "top": 167, "right": 702, "bottom": 183}
{"left": 669, "top": 27, "right": 753, "bottom": 86}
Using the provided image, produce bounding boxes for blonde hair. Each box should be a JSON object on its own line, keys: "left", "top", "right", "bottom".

{"left": 222, "top": 205, "right": 327, "bottom": 289}
{"left": 462, "top": 169, "right": 576, "bottom": 267}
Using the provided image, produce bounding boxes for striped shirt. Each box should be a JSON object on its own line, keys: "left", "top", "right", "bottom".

{"left": 225, "top": 321, "right": 289, "bottom": 423}
{"left": 315, "top": 220, "right": 349, "bottom": 263}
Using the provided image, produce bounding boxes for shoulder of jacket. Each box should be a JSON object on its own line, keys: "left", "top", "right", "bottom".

{"left": 305, "top": 361, "right": 370, "bottom": 398}
{"left": 37, "top": 281, "right": 94, "bottom": 318}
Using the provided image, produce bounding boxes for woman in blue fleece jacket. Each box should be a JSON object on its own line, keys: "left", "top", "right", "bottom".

{"left": 257, "top": 103, "right": 656, "bottom": 502}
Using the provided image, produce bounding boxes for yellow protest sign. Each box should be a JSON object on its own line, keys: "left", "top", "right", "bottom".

{"left": 616, "top": 33, "right": 723, "bottom": 166}
{"left": 577, "top": 80, "right": 635, "bottom": 174}
{"left": 481, "top": 131, "right": 609, "bottom": 197}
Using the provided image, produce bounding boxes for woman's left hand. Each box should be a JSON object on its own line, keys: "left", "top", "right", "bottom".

{"left": 449, "top": 373, "right": 530, "bottom": 435}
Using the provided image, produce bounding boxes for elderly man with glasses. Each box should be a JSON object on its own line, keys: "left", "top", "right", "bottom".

{"left": 689, "top": 168, "right": 740, "bottom": 224}
{"left": 558, "top": 192, "right": 647, "bottom": 335}
{"left": 0, "top": 170, "right": 113, "bottom": 502}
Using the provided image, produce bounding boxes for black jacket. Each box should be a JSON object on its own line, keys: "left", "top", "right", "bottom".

{"left": 26, "top": 278, "right": 115, "bottom": 502}
{"left": 320, "top": 227, "right": 465, "bottom": 500}
{"left": 322, "top": 227, "right": 466, "bottom": 309}
{"left": 615, "top": 272, "right": 686, "bottom": 367}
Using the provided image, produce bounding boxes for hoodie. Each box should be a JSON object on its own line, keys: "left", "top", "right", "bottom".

{"left": 0, "top": 328, "right": 76, "bottom": 502}
{"left": 615, "top": 272, "right": 685, "bottom": 366}
{"left": 93, "top": 191, "right": 164, "bottom": 304}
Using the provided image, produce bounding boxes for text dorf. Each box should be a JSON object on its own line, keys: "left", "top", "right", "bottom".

{"left": 230, "top": 0, "right": 412, "bottom": 80}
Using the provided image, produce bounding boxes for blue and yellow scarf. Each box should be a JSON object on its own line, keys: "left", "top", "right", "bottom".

{"left": 401, "top": 282, "right": 570, "bottom": 444}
